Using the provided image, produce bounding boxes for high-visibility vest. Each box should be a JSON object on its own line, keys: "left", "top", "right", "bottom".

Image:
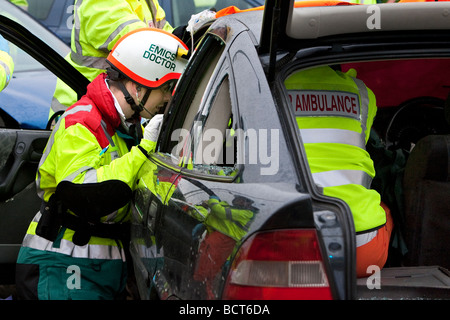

{"left": 0, "top": 47, "right": 13, "bottom": 91}
{"left": 285, "top": 66, "right": 386, "bottom": 239}
{"left": 50, "top": 0, "right": 173, "bottom": 116}
{"left": 22, "top": 73, "right": 156, "bottom": 259}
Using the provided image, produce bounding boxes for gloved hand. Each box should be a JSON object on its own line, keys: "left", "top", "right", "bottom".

{"left": 144, "top": 114, "right": 163, "bottom": 142}
{"left": 186, "top": 9, "right": 216, "bottom": 35}
{"left": 0, "top": 34, "right": 10, "bottom": 54}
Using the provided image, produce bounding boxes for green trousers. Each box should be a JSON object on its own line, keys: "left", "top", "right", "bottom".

{"left": 16, "top": 246, "right": 127, "bottom": 300}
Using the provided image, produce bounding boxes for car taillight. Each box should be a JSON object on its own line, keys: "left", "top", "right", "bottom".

{"left": 222, "top": 229, "right": 333, "bottom": 300}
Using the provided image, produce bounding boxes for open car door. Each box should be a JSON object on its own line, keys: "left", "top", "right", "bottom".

{"left": 0, "top": 14, "right": 89, "bottom": 283}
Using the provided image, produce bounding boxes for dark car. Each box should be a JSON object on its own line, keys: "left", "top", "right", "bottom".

{"left": 129, "top": 1, "right": 450, "bottom": 300}
{"left": 0, "top": 8, "right": 88, "bottom": 284}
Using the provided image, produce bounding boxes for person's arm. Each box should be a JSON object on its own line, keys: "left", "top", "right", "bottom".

{"left": 43, "top": 124, "right": 155, "bottom": 191}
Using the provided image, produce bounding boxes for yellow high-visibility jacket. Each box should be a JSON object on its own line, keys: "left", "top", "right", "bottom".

{"left": 22, "top": 73, "right": 156, "bottom": 259}
{"left": 285, "top": 66, "right": 386, "bottom": 242}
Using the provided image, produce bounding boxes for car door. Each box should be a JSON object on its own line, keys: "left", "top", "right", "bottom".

{"left": 131, "top": 29, "right": 234, "bottom": 300}
{"left": 130, "top": 22, "right": 316, "bottom": 300}
{"left": 0, "top": 14, "right": 88, "bottom": 282}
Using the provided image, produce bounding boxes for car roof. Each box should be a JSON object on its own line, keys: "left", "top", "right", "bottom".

{"left": 211, "top": 0, "right": 450, "bottom": 80}
{"left": 210, "top": 1, "right": 450, "bottom": 55}
{"left": 285, "top": 1, "right": 450, "bottom": 40}
{"left": 259, "top": 1, "right": 450, "bottom": 50}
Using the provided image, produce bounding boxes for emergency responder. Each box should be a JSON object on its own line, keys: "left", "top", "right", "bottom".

{"left": 0, "top": 34, "right": 13, "bottom": 92}
{"left": 284, "top": 65, "right": 393, "bottom": 278}
{"left": 15, "top": 28, "right": 188, "bottom": 300}
{"left": 50, "top": 0, "right": 173, "bottom": 118}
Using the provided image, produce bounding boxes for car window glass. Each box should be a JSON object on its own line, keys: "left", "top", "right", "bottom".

{"left": 8, "top": 41, "right": 44, "bottom": 72}
{"left": 157, "top": 33, "right": 237, "bottom": 177}
{"left": 0, "top": 37, "right": 58, "bottom": 129}
{"left": 178, "top": 75, "right": 237, "bottom": 176}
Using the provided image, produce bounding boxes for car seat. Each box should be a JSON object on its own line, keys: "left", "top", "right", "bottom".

{"left": 402, "top": 95, "right": 450, "bottom": 269}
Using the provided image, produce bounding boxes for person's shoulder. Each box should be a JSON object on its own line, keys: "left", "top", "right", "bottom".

{"left": 64, "top": 99, "right": 102, "bottom": 133}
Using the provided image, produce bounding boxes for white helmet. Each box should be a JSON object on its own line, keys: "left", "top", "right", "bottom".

{"left": 106, "top": 27, "right": 188, "bottom": 89}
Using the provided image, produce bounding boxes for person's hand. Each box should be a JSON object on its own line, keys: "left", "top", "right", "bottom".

{"left": 186, "top": 9, "right": 216, "bottom": 35}
{"left": 144, "top": 114, "right": 163, "bottom": 142}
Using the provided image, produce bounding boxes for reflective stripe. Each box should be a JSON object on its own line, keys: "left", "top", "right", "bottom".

{"left": 72, "top": 0, "right": 141, "bottom": 69}
{"left": 22, "top": 233, "right": 125, "bottom": 260}
{"left": 73, "top": 0, "right": 83, "bottom": 55}
{"left": 82, "top": 168, "right": 98, "bottom": 183}
{"left": 99, "top": 19, "right": 141, "bottom": 52}
{"left": 51, "top": 96, "right": 68, "bottom": 113}
{"left": 312, "top": 170, "right": 372, "bottom": 189}
{"left": 356, "top": 230, "right": 378, "bottom": 247}
{"left": 300, "top": 128, "right": 365, "bottom": 149}
{"left": 23, "top": 213, "right": 125, "bottom": 260}
{"left": 147, "top": 0, "right": 166, "bottom": 29}
{"left": 70, "top": 51, "right": 109, "bottom": 70}
{"left": 62, "top": 166, "right": 94, "bottom": 183}
{"left": 71, "top": 15, "right": 141, "bottom": 70}
{"left": 352, "top": 77, "right": 369, "bottom": 142}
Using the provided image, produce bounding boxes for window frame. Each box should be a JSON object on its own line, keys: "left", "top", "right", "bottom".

{"left": 153, "top": 32, "right": 241, "bottom": 181}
